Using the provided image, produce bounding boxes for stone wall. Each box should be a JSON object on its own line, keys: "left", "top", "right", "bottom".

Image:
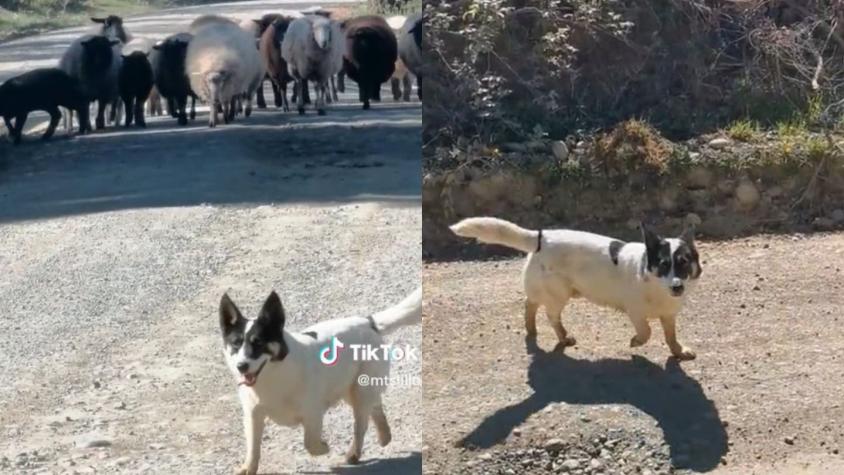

{"left": 423, "top": 135, "right": 844, "bottom": 259}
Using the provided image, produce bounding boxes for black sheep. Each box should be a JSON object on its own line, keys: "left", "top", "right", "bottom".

{"left": 342, "top": 16, "right": 398, "bottom": 110}
{"left": 151, "top": 33, "right": 197, "bottom": 126}
{"left": 0, "top": 68, "right": 90, "bottom": 145}
{"left": 118, "top": 51, "right": 154, "bottom": 127}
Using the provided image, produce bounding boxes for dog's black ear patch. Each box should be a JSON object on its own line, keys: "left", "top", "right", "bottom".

{"left": 219, "top": 293, "right": 245, "bottom": 336}
{"left": 259, "top": 291, "right": 286, "bottom": 329}
{"left": 608, "top": 240, "right": 625, "bottom": 265}
{"left": 252, "top": 291, "right": 289, "bottom": 361}
{"left": 642, "top": 223, "right": 672, "bottom": 277}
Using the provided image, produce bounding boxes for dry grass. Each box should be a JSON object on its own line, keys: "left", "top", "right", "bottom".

{"left": 594, "top": 119, "right": 674, "bottom": 174}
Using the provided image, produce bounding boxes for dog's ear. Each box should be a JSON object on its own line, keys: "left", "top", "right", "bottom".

{"left": 91, "top": 17, "right": 106, "bottom": 24}
{"left": 680, "top": 223, "right": 696, "bottom": 247}
{"left": 641, "top": 222, "right": 661, "bottom": 249}
{"left": 219, "top": 293, "right": 245, "bottom": 334}
{"left": 259, "top": 291, "right": 286, "bottom": 328}
{"left": 641, "top": 222, "right": 663, "bottom": 268}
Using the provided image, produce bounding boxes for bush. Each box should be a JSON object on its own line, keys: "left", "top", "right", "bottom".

{"left": 424, "top": 0, "right": 844, "bottom": 157}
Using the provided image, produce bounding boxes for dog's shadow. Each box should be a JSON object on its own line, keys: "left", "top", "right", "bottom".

{"left": 292, "top": 451, "right": 421, "bottom": 475}
{"left": 458, "top": 338, "right": 728, "bottom": 472}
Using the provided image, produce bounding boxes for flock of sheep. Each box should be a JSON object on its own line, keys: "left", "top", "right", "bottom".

{"left": 0, "top": 9, "right": 423, "bottom": 145}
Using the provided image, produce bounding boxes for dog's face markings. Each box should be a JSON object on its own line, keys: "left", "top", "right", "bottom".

{"left": 219, "top": 292, "right": 289, "bottom": 387}
{"left": 608, "top": 240, "right": 626, "bottom": 265}
{"left": 642, "top": 224, "right": 702, "bottom": 297}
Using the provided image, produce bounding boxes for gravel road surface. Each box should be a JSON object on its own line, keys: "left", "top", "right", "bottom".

{"left": 423, "top": 233, "right": 844, "bottom": 475}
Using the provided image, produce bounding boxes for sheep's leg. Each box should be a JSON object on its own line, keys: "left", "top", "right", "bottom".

{"left": 417, "top": 75, "right": 422, "bottom": 101}
{"left": 337, "top": 71, "right": 345, "bottom": 93}
{"left": 189, "top": 96, "right": 196, "bottom": 120}
{"left": 372, "top": 83, "right": 381, "bottom": 102}
{"left": 96, "top": 100, "right": 107, "bottom": 129}
{"left": 43, "top": 107, "right": 61, "bottom": 141}
{"left": 316, "top": 81, "right": 326, "bottom": 116}
{"left": 297, "top": 80, "right": 305, "bottom": 115}
{"left": 330, "top": 75, "right": 339, "bottom": 102}
{"left": 209, "top": 100, "right": 218, "bottom": 128}
{"left": 229, "top": 98, "right": 237, "bottom": 122}
{"left": 271, "top": 81, "right": 282, "bottom": 108}
{"left": 3, "top": 115, "right": 14, "bottom": 135}
{"left": 176, "top": 95, "right": 188, "bottom": 126}
{"left": 360, "top": 83, "right": 370, "bottom": 110}
{"left": 124, "top": 96, "right": 135, "bottom": 127}
{"left": 168, "top": 97, "right": 177, "bottom": 118}
{"left": 134, "top": 96, "right": 146, "bottom": 128}
{"left": 280, "top": 82, "right": 289, "bottom": 112}
{"left": 256, "top": 77, "right": 267, "bottom": 109}
{"left": 11, "top": 112, "right": 26, "bottom": 145}
{"left": 77, "top": 105, "right": 90, "bottom": 135}
{"left": 391, "top": 78, "right": 401, "bottom": 101}
{"left": 402, "top": 75, "right": 412, "bottom": 102}
{"left": 302, "top": 80, "right": 311, "bottom": 104}
{"left": 245, "top": 92, "right": 253, "bottom": 118}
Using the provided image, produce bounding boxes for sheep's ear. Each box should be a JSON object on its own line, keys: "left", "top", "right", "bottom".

{"left": 110, "top": 40, "right": 120, "bottom": 46}
{"left": 252, "top": 19, "right": 262, "bottom": 25}
{"left": 152, "top": 41, "right": 163, "bottom": 50}
{"left": 91, "top": 17, "right": 105, "bottom": 23}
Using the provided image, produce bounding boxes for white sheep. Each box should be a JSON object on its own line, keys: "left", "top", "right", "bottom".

{"left": 387, "top": 15, "right": 414, "bottom": 102}
{"left": 189, "top": 14, "right": 238, "bottom": 34}
{"left": 398, "top": 12, "right": 423, "bottom": 100}
{"left": 186, "top": 21, "right": 263, "bottom": 127}
{"left": 281, "top": 14, "right": 345, "bottom": 115}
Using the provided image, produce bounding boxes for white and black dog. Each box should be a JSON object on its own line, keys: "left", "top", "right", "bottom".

{"left": 450, "top": 217, "right": 702, "bottom": 360}
{"left": 220, "top": 286, "right": 421, "bottom": 474}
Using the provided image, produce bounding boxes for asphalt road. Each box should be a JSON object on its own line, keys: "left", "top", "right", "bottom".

{"left": 0, "top": 2, "right": 422, "bottom": 474}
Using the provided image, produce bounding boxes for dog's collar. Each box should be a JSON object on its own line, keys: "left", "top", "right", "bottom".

{"left": 535, "top": 229, "right": 543, "bottom": 253}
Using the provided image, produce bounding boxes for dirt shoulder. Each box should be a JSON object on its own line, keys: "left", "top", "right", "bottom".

{"left": 423, "top": 232, "right": 844, "bottom": 474}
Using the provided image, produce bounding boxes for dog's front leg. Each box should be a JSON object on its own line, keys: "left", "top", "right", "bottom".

{"left": 236, "top": 408, "right": 266, "bottom": 475}
{"left": 660, "top": 315, "right": 696, "bottom": 360}
{"left": 628, "top": 315, "right": 652, "bottom": 348}
{"left": 303, "top": 410, "right": 330, "bottom": 456}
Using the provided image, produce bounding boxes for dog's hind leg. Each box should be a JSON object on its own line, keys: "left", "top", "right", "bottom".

{"left": 524, "top": 299, "right": 539, "bottom": 336}
{"left": 371, "top": 403, "right": 391, "bottom": 447}
{"left": 346, "top": 392, "right": 371, "bottom": 464}
{"left": 303, "top": 410, "right": 330, "bottom": 456}
{"left": 237, "top": 409, "right": 265, "bottom": 475}
{"left": 660, "top": 315, "right": 696, "bottom": 360}
{"left": 546, "top": 301, "right": 576, "bottom": 348}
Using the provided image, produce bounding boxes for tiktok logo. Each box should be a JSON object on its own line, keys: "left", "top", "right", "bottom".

{"left": 319, "top": 337, "right": 345, "bottom": 366}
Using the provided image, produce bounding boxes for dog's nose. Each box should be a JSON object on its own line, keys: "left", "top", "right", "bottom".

{"left": 236, "top": 362, "right": 249, "bottom": 374}
{"left": 670, "top": 284, "right": 685, "bottom": 296}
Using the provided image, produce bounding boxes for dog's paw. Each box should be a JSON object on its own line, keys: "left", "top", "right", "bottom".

{"left": 630, "top": 335, "right": 648, "bottom": 347}
{"left": 377, "top": 428, "right": 392, "bottom": 447}
{"left": 345, "top": 449, "right": 361, "bottom": 465}
{"left": 305, "top": 439, "right": 330, "bottom": 456}
{"left": 672, "top": 347, "right": 696, "bottom": 361}
{"left": 234, "top": 465, "right": 257, "bottom": 475}
{"left": 560, "top": 336, "right": 577, "bottom": 347}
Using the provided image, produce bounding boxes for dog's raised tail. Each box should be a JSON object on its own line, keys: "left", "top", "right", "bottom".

{"left": 450, "top": 217, "right": 539, "bottom": 254}
{"left": 371, "top": 286, "right": 422, "bottom": 335}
